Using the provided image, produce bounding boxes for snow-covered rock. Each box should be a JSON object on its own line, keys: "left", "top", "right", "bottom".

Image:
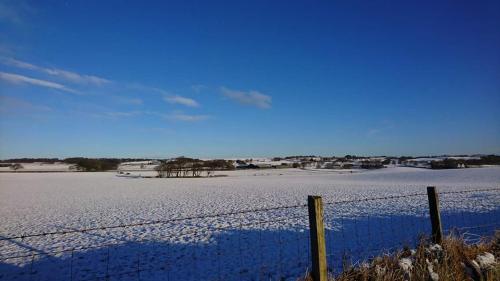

{"left": 475, "top": 252, "right": 495, "bottom": 270}
{"left": 426, "top": 259, "right": 439, "bottom": 281}
{"left": 375, "top": 264, "right": 386, "bottom": 276}
{"left": 398, "top": 258, "right": 413, "bottom": 272}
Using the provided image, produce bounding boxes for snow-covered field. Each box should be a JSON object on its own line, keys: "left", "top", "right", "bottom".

{"left": 0, "top": 167, "right": 499, "bottom": 281}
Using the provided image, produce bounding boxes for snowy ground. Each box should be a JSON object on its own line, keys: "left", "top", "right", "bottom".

{"left": 0, "top": 167, "right": 499, "bottom": 281}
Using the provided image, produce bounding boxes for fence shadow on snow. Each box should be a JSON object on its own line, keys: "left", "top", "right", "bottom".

{"left": 0, "top": 187, "right": 498, "bottom": 281}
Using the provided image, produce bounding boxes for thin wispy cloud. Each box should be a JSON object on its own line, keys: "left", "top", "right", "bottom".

{"left": 0, "top": 3, "right": 21, "bottom": 24}
{"left": 366, "top": 120, "right": 395, "bottom": 138}
{"left": 0, "top": 43, "right": 12, "bottom": 55}
{"left": 0, "top": 0, "right": 32, "bottom": 25}
{"left": 1, "top": 57, "right": 110, "bottom": 86}
{"left": 103, "top": 111, "right": 142, "bottom": 118}
{"left": 164, "top": 95, "right": 199, "bottom": 107}
{"left": 0, "top": 71, "right": 78, "bottom": 94}
{"left": 91, "top": 110, "right": 209, "bottom": 122}
{"left": 0, "top": 96, "right": 52, "bottom": 114}
{"left": 127, "top": 83, "right": 170, "bottom": 95}
{"left": 1, "top": 58, "right": 213, "bottom": 121}
{"left": 191, "top": 84, "right": 207, "bottom": 93}
{"left": 130, "top": 85, "right": 202, "bottom": 108}
{"left": 114, "top": 97, "right": 143, "bottom": 105}
{"left": 220, "top": 87, "right": 272, "bottom": 109}
{"left": 138, "top": 127, "right": 176, "bottom": 135}
{"left": 167, "top": 112, "right": 210, "bottom": 122}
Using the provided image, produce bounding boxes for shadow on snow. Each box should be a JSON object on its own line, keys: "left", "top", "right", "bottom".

{"left": 1, "top": 209, "right": 498, "bottom": 281}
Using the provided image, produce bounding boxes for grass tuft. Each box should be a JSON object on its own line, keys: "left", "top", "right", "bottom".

{"left": 300, "top": 231, "right": 499, "bottom": 281}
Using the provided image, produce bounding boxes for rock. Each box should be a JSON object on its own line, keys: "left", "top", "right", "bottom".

{"left": 399, "top": 258, "right": 413, "bottom": 273}
{"left": 429, "top": 271, "right": 439, "bottom": 281}
{"left": 375, "top": 264, "right": 386, "bottom": 276}
{"left": 475, "top": 252, "right": 495, "bottom": 270}
{"left": 426, "top": 259, "right": 439, "bottom": 281}
{"left": 399, "top": 258, "right": 413, "bottom": 281}
{"left": 427, "top": 244, "right": 444, "bottom": 260}
{"left": 429, "top": 244, "right": 442, "bottom": 253}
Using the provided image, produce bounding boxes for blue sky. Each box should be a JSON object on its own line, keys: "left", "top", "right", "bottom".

{"left": 0, "top": 0, "right": 499, "bottom": 158}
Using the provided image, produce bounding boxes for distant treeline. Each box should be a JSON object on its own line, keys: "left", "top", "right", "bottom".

{"left": 63, "top": 158, "right": 154, "bottom": 172}
{"left": 0, "top": 158, "right": 61, "bottom": 164}
{"left": 465, "top": 155, "right": 500, "bottom": 165}
{"left": 1, "top": 155, "right": 499, "bottom": 172}
{"left": 282, "top": 155, "right": 317, "bottom": 160}
{"left": 431, "top": 155, "right": 500, "bottom": 169}
{"left": 0, "top": 157, "right": 236, "bottom": 173}
{"left": 0, "top": 158, "right": 152, "bottom": 172}
{"left": 63, "top": 158, "right": 122, "bottom": 172}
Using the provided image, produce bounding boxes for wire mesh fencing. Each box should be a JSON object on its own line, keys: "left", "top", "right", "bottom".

{"left": 0, "top": 204, "right": 311, "bottom": 281}
{"left": 0, "top": 187, "right": 498, "bottom": 281}
{"left": 439, "top": 188, "right": 500, "bottom": 242}
{"left": 321, "top": 188, "right": 500, "bottom": 276}
{"left": 322, "top": 192, "right": 430, "bottom": 275}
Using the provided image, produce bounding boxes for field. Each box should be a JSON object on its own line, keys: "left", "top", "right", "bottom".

{"left": 1, "top": 167, "right": 499, "bottom": 280}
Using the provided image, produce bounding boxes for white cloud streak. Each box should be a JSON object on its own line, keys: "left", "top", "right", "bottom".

{"left": 0, "top": 58, "right": 214, "bottom": 120}
{"left": 1, "top": 58, "right": 110, "bottom": 86}
{"left": 164, "top": 95, "right": 199, "bottom": 107}
{"left": 220, "top": 87, "right": 272, "bottom": 109}
{"left": 0, "top": 71, "right": 78, "bottom": 94}
{"left": 92, "top": 110, "right": 210, "bottom": 122}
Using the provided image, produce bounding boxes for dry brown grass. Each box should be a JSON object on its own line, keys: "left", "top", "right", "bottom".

{"left": 300, "top": 232, "right": 499, "bottom": 281}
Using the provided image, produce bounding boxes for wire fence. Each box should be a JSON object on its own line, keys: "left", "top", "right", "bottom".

{"left": 322, "top": 188, "right": 500, "bottom": 275}
{"left": 0, "top": 187, "right": 498, "bottom": 281}
{"left": 0, "top": 204, "right": 311, "bottom": 281}
{"left": 440, "top": 188, "right": 500, "bottom": 242}
{"left": 323, "top": 194, "right": 429, "bottom": 274}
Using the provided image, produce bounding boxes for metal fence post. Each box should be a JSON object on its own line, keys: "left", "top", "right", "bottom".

{"left": 427, "top": 186, "right": 443, "bottom": 244}
{"left": 308, "top": 195, "right": 328, "bottom": 281}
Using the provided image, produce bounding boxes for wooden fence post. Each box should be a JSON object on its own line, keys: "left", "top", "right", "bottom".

{"left": 427, "top": 186, "right": 443, "bottom": 244}
{"left": 308, "top": 196, "right": 328, "bottom": 281}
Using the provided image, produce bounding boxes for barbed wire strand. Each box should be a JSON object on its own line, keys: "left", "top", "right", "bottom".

{"left": 1, "top": 187, "right": 498, "bottom": 281}
{"left": 2, "top": 188, "right": 497, "bottom": 243}
{"left": 1, "top": 214, "right": 306, "bottom": 261}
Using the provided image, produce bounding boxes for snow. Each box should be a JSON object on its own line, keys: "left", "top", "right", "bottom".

{"left": 475, "top": 252, "right": 495, "bottom": 270}
{"left": 0, "top": 166, "right": 499, "bottom": 280}
{"left": 398, "top": 258, "right": 413, "bottom": 272}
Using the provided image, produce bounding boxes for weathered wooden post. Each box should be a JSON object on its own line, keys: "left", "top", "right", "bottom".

{"left": 427, "top": 186, "right": 443, "bottom": 244}
{"left": 308, "top": 196, "right": 328, "bottom": 281}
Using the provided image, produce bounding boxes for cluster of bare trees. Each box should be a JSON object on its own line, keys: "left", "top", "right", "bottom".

{"left": 155, "top": 157, "right": 234, "bottom": 178}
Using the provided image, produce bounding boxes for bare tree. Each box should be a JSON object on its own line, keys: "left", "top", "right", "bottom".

{"left": 155, "top": 162, "right": 167, "bottom": 178}
{"left": 10, "top": 163, "right": 24, "bottom": 171}
{"left": 192, "top": 163, "right": 203, "bottom": 177}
